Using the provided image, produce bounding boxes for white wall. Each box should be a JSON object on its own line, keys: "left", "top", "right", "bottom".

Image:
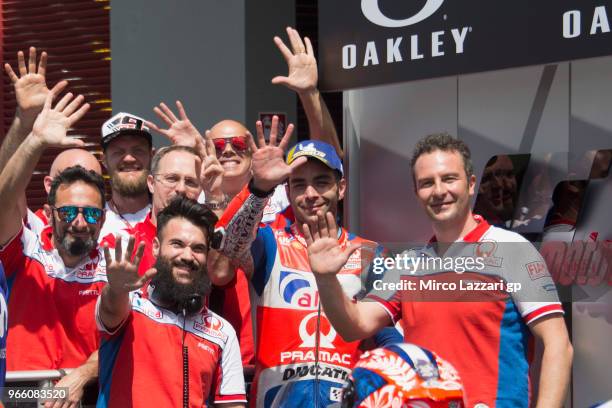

{"left": 344, "top": 55, "right": 612, "bottom": 407}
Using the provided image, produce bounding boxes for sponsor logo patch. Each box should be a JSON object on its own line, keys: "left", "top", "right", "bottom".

{"left": 526, "top": 261, "right": 547, "bottom": 280}
{"left": 78, "top": 289, "right": 99, "bottom": 296}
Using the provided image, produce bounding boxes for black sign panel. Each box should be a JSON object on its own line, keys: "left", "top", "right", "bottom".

{"left": 319, "top": 1, "right": 612, "bottom": 91}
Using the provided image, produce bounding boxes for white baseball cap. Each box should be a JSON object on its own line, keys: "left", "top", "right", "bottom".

{"left": 101, "top": 112, "right": 152, "bottom": 148}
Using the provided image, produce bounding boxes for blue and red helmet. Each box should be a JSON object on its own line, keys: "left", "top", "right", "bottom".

{"left": 342, "top": 343, "right": 464, "bottom": 408}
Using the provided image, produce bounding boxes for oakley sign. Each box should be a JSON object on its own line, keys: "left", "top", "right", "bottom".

{"left": 361, "top": 0, "right": 444, "bottom": 28}
{"left": 319, "top": 0, "right": 612, "bottom": 91}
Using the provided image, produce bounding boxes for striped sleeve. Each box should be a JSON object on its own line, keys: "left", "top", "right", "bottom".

{"left": 212, "top": 320, "right": 247, "bottom": 404}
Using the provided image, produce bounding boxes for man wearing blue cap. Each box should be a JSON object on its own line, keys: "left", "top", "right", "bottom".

{"left": 216, "top": 129, "right": 398, "bottom": 407}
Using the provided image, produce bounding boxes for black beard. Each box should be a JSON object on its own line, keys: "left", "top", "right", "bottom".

{"left": 150, "top": 256, "right": 210, "bottom": 313}
{"left": 53, "top": 219, "right": 96, "bottom": 257}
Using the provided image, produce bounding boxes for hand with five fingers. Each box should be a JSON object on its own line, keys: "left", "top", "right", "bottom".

{"left": 30, "top": 83, "right": 89, "bottom": 148}
{"left": 147, "top": 100, "right": 203, "bottom": 149}
{"left": 4, "top": 47, "right": 67, "bottom": 124}
{"left": 304, "top": 212, "right": 360, "bottom": 276}
{"left": 272, "top": 26, "right": 318, "bottom": 94}
{"left": 248, "top": 115, "right": 305, "bottom": 193}
{"left": 103, "top": 236, "right": 157, "bottom": 295}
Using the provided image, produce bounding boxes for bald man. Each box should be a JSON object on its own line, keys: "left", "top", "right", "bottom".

{"left": 27, "top": 148, "right": 102, "bottom": 234}
{"left": 45, "top": 148, "right": 102, "bottom": 193}
{"left": 204, "top": 28, "right": 343, "bottom": 367}
{"left": 210, "top": 120, "right": 258, "bottom": 197}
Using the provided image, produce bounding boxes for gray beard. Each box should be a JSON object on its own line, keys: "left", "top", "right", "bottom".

{"left": 53, "top": 220, "right": 96, "bottom": 257}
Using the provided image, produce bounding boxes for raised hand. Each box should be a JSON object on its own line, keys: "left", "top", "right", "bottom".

{"left": 304, "top": 212, "right": 360, "bottom": 276}
{"left": 247, "top": 115, "right": 305, "bottom": 192}
{"left": 272, "top": 27, "right": 317, "bottom": 93}
{"left": 147, "top": 101, "right": 202, "bottom": 148}
{"left": 103, "top": 236, "right": 156, "bottom": 294}
{"left": 201, "top": 130, "right": 225, "bottom": 195}
{"left": 4, "top": 47, "right": 61, "bottom": 123}
{"left": 31, "top": 84, "right": 89, "bottom": 148}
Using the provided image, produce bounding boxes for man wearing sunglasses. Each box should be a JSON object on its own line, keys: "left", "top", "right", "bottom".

{"left": 208, "top": 26, "right": 342, "bottom": 219}
{"left": 0, "top": 87, "right": 106, "bottom": 406}
{"left": 0, "top": 47, "right": 103, "bottom": 244}
{"left": 26, "top": 148, "right": 102, "bottom": 235}
{"left": 199, "top": 27, "right": 345, "bottom": 370}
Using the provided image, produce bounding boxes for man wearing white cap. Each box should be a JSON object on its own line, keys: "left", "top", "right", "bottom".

{"left": 99, "top": 112, "right": 154, "bottom": 239}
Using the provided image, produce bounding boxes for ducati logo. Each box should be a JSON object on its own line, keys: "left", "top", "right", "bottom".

{"left": 361, "top": 0, "right": 444, "bottom": 28}
{"left": 204, "top": 315, "right": 223, "bottom": 331}
{"left": 298, "top": 312, "right": 336, "bottom": 348}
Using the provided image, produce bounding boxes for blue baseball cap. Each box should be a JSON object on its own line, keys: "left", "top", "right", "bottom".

{"left": 286, "top": 140, "right": 343, "bottom": 176}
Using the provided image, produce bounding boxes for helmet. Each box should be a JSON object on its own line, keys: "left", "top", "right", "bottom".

{"left": 342, "top": 343, "right": 463, "bottom": 408}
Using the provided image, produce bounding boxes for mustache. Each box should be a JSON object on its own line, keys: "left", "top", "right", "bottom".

{"left": 172, "top": 259, "right": 198, "bottom": 272}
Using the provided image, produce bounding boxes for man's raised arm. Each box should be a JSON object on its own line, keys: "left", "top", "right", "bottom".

{"left": 272, "top": 27, "right": 343, "bottom": 159}
{"left": 305, "top": 211, "right": 392, "bottom": 342}
{"left": 216, "top": 117, "right": 304, "bottom": 259}
{"left": 0, "top": 85, "right": 88, "bottom": 246}
{"left": 1, "top": 47, "right": 69, "bottom": 220}
{"left": 0, "top": 47, "right": 60, "bottom": 171}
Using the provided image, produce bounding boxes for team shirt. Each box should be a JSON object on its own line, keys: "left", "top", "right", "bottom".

{"left": 0, "top": 225, "right": 107, "bottom": 370}
{"left": 367, "top": 215, "right": 564, "bottom": 408}
{"left": 118, "top": 186, "right": 289, "bottom": 367}
{"left": 26, "top": 208, "right": 49, "bottom": 236}
{"left": 115, "top": 209, "right": 257, "bottom": 367}
{"left": 217, "top": 185, "right": 387, "bottom": 407}
{"left": 261, "top": 184, "right": 290, "bottom": 224}
{"left": 98, "top": 202, "right": 151, "bottom": 241}
{"left": 95, "top": 285, "right": 246, "bottom": 407}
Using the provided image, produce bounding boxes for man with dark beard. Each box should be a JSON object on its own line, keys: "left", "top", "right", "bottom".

{"left": 99, "top": 112, "right": 154, "bottom": 239}
{"left": 97, "top": 196, "right": 246, "bottom": 407}
{"left": 0, "top": 88, "right": 105, "bottom": 406}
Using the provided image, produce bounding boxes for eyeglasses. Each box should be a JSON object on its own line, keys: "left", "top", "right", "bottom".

{"left": 52, "top": 206, "right": 104, "bottom": 224}
{"left": 153, "top": 173, "right": 200, "bottom": 191}
{"left": 212, "top": 136, "right": 248, "bottom": 152}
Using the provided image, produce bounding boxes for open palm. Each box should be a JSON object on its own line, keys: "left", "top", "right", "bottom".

{"left": 4, "top": 47, "right": 51, "bottom": 118}
{"left": 15, "top": 73, "right": 48, "bottom": 112}
{"left": 148, "top": 101, "right": 202, "bottom": 148}
{"left": 248, "top": 115, "right": 305, "bottom": 192}
{"left": 272, "top": 27, "right": 317, "bottom": 93}
{"left": 31, "top": 88, "right": 89, "bottom": 148}
{"left": 304, "top": 212, "right": 360, "bottom": 276}
{"left": 104, "top": 236, "right": 156, "bottom": 294}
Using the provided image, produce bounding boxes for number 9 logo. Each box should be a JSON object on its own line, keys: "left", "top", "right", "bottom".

{"left": 361, "top": 0, "right": 445, "bottom": 28}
